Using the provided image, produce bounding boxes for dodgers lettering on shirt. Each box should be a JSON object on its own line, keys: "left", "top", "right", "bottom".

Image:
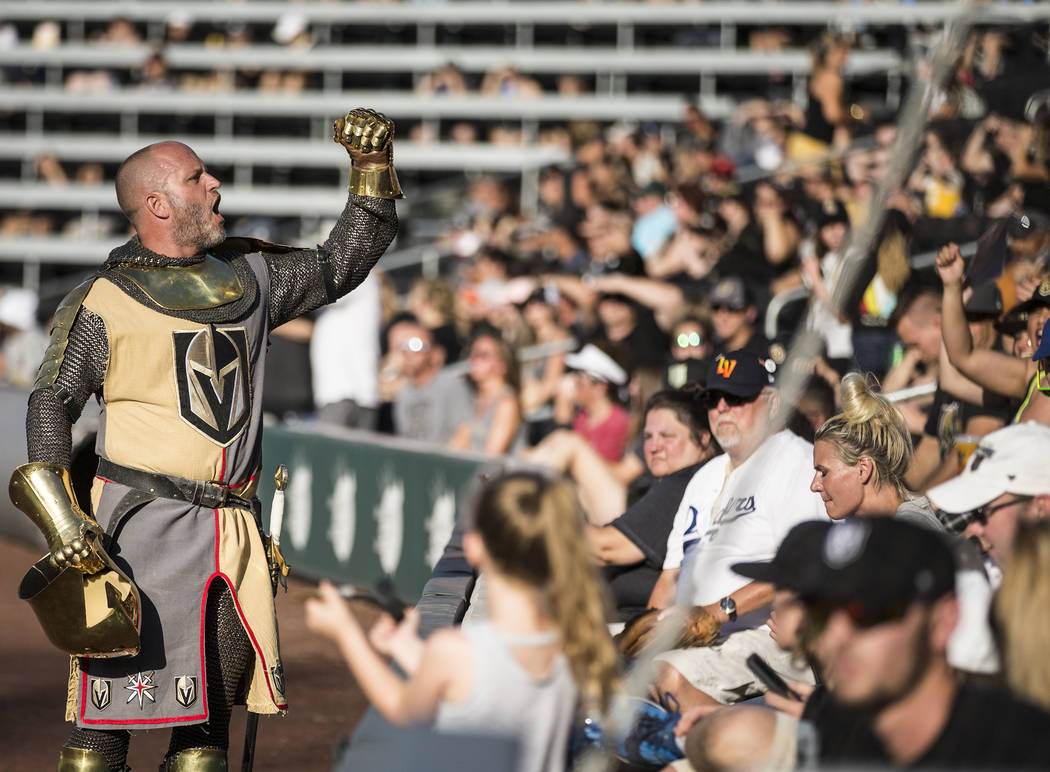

{"left": 664, "top": 430, "right": 829, "bottom": 613}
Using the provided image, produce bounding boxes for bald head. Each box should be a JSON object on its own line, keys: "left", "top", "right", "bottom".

{"left": 114, "top": 141, "right": 195, "bottom": 226}
{"left": 895, "top": 289, "right": 943, "bottom": 365}
{"left": 685, "top": 705, "right": 780, "bottom": 771}
{"left": 114, "top": 141, "right": 225, "bottom": 257}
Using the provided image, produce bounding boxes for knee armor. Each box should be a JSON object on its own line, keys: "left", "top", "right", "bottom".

{"left": 160, "top": 748, "right": 227, "bottom": 771}
{"left": 58, "top": 746, "right": 128, "bottom": 772}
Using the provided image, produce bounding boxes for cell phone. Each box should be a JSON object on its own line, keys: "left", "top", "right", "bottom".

{"left": 337, "top": 577, "right": 408, "bottom": 622}
{"left": 746, "top": 653, "right": 803, "bottom": 701}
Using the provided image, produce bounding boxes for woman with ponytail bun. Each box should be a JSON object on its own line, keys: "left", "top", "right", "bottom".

{"left": 812, "top": 375, "right": 1003, "bottom": 677}
{"left": 811, "top": 372, "right": 942, "bottom": 529}
{"left": 307, "top": 471, "right": 619, "bottom": 772}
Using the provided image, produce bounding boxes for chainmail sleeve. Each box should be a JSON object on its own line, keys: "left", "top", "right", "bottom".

{"left": 27, "top": 307, "right": 108, "bottom": 468}
{"left": 265, "top": 194, "right": 397, "bottom": 329}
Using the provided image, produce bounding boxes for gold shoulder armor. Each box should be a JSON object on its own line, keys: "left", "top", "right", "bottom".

{"left": 34, "top": 278, "right": 95, "bottom": 390}
{"left": 114, "top": 254, "right": 244, "bottom": 311}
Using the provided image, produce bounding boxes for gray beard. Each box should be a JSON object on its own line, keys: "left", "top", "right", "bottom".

{"left": 173, "top": 199, "right": 225, "bottom": 254}
{"left": 712, "top": 421, "right": 740, "bottom": 449}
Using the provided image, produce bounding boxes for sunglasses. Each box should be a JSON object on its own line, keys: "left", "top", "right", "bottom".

{"left": 675, "top": 331, "right": 706, "bottom": 349}
{"left": 700, "top": 390, "right": 759, "bottom": 410}
{"left": 938, "top": 495, "right": 1032, "bottom": 533}
{"left": 805, "top": 598, "right": 910, "bottom": 634}
{"left": 1037, "top": 358, "right": 1050, "bottom": 394}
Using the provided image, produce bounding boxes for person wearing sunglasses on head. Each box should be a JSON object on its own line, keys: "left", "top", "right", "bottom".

{"left": 646, "top": 350, "right": 829, "bottom": 712}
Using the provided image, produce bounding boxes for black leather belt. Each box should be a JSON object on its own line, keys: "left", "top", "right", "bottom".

{"left": 96, "top": 458, "right": 254, "bottom": 510}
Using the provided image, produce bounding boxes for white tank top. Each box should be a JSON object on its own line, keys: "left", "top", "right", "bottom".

{"left": 433, "top": 621, "right": 577, "bottom": 772}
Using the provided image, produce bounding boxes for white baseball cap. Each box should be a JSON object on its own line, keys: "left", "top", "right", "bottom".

{"left": 564, "top": 344, "right": 627, "bottom": 386}
{"left": 927, "top": 422, "right": 1050, "bottom": 514}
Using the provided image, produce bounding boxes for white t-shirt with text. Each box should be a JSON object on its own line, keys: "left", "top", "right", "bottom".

{"left": 664, "top": 430, "right": 829, "bottom": 619}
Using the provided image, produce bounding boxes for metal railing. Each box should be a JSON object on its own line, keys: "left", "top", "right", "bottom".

{"left": 5, "top": 1, "right": 1047, "bottom": 42}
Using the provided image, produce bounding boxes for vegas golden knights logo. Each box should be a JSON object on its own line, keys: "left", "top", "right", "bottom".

{"left": 174, "top": 676, "right": 198, "bottom": 708}
{"left": 91, "top": 678, "right": 112, "bottom": 710}
{"left": 173, "top": 326, "right": 250, "bottom": 446}
{"left": 270, "top": 663, "right": 285, "bottom": 696}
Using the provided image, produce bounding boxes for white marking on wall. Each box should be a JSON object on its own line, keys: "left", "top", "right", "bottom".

{"left": 373, "top": 470, "right": 405, "bottom": 576}
{"left": 287, "top": 457, "right": 313, "bottom": 551}
{"left": 328, "top": 465, "right": 357, "bottom": 563}
{"left": 426, "top": 482, "right": 456, "bottom": 569}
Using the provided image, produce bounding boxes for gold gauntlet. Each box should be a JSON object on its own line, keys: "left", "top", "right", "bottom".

{"left": 334, "top": 107, "right": 404, "bottom": 200}
{"left": 9, "top": 463, "right": 106, "bottom": 574}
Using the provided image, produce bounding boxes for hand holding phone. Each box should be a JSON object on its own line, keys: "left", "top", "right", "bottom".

{"left": 746, "top": 653, "right": 803, "bottom": 701}
{"left": 338, "top": 576, "right": 408, "bottom": 622}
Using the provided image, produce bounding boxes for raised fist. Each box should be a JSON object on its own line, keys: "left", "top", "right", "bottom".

{"left": 333, "top": 108, "right": 395, "bottom": 161}
{"left": 935, "top": 242, "right": 965, "bottom": 288}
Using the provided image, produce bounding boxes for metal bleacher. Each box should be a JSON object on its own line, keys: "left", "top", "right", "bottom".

{"left": 0, "top": 43, "right": 903, "bottom": 102}
{"left": 2, "top": 1, "right": 1047, "bottom": 285}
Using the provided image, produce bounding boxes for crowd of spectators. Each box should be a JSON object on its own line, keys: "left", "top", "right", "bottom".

{"left": 4, "top": 7, "right": 1050, "bottom": 771}
{"left": 314, "top": 18, "right": 1050, "bottom": 771}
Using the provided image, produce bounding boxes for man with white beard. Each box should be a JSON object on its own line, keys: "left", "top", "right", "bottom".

{"left": 647, "top": 351, "right": 829, "bottom": 710}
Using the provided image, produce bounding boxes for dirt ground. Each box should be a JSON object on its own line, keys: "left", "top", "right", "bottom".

{"left": 0, "top": 536, "right": 374, "bottom": 771}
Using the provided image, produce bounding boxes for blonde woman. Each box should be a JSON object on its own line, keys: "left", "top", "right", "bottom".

{"left": 811, "top": 373, "right": 1000, "bottom": 675}
{"left": 994, "top": 520, "right": 1050, "bottom": 712}
{"left": 810, "top": 373, "right": 941, "bottom": 529}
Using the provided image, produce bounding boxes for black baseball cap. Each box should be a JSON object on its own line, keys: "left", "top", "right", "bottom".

{"left": 801, "top": 518, "right": 956, "bottom": 612}
{"left": 995, "top": 306, "right": 1028, "bottom": 337}
{"left": 702, "top": 350, "right": 776, "bottom": 399}
{"left": 733, "top": 521, "right": 833, "bottom": 593}
{"left": 963, "top": 282, "right": 1003, "bottom": 318}
{"left": 664, "top": 358, "right": 708, "bottom": 391}
{"left": 1008, "top": 210, "right": 1050, "bottom": 239}
{"left": 1015, "top": 278, "right": 1050, "bottom": 315}
{"left": 709, "top": 276, "right": 750, "bottom": 312}
{"left": 815, "top": 200, "right": 850, "bottom": 229}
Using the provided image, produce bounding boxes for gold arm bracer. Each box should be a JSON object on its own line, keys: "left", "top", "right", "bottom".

{"left": 9, "top": 462, "right": 106, "bottom": 574}
{"left": 346, "top": 163, "right": 404, "bottom": 200}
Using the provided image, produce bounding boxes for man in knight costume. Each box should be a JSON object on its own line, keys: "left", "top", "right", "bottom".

{"left": 12, "top": 109, "right": 400, "bottom": 771}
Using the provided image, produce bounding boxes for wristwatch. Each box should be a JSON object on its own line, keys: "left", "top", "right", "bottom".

{"left": 719, "top": 595, "right": 738, "bottom": 622}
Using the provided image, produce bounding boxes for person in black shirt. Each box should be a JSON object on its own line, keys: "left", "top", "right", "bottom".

{"left": 585, "top": 390, "right": 718, "bottom": 621}
{"left": 681, "top": 518, "right": 1050, "bottom": 770}
{"left": 708, "top": 275, "right": 770, "bottom": 358}
{"left": 800, "top": 518, "right": 1050, "bottom": 769}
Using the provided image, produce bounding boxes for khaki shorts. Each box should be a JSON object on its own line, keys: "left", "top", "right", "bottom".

{"left": 654, "top": 627, "right": 815, "bottom": 704}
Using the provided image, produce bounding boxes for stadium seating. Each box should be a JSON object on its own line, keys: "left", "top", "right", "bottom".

{"left": 2, "top": 1, "right": 1046, "bottom": 284}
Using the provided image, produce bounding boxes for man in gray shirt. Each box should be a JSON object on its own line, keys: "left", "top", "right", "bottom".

{"left": 385, "top": 315, "right": 473, "bottom": 444}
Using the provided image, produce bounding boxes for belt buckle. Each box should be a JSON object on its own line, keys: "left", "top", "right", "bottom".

{"left": 201, "top": 481, "right": 228, "bottom": 509}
